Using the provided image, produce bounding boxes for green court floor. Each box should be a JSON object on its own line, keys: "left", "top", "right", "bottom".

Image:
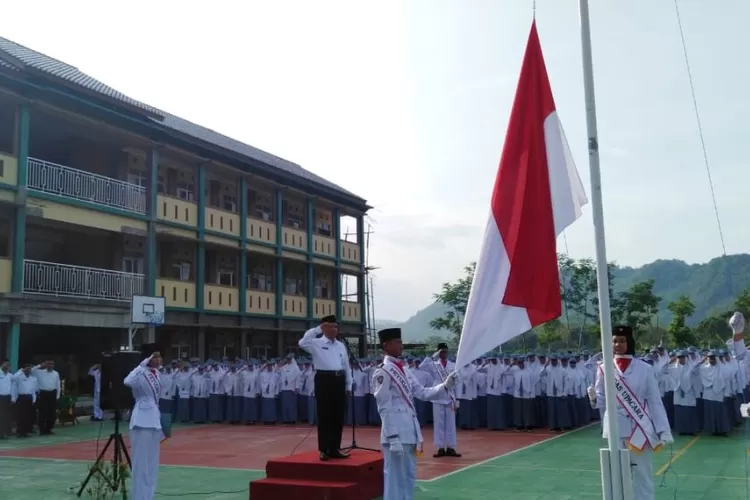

{"left": 1, "top": 422, "right": 748, "bottom": 499}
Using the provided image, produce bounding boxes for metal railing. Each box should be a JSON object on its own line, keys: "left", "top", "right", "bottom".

{"left": 26, "top": 157, "right": 147, "bottom": 214}
{"left": 23, "top": 259, "right": 144, "bottom": 302}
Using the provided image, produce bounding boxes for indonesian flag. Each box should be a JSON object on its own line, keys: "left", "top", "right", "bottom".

{"left": 454, "top": 21, "right": 588, "bottom": 369}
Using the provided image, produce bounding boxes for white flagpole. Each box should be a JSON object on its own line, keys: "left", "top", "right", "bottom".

{"left": 577, "top": 2, "right": 626, "bottom": 500}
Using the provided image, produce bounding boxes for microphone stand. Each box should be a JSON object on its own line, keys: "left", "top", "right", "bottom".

{"left": 340, "top": 338, "right": 379, "bottom": 454}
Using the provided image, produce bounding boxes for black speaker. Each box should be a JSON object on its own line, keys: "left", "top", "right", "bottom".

{"left": 100, "top": 351, "right": 142, "bottom": 411}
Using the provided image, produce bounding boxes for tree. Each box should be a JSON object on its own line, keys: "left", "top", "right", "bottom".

{"left": 537, "top": 319, "right": 564, "bottom": 351}
{"left": 666, "top": 295, "right": 697, "bottom": 347}
{"left": 423, "top": 335, "right": 451, "bottom": 353}
{"left": 613, "top": 280, "right": 662, "bottom": 345}
{"left": 430, "top": 262, "right": 475, "bottom": 339}
{"left": 734, "top": 287, "right": 750, "bottom": 318}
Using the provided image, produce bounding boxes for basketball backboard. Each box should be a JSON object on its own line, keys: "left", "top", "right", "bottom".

{"left": 131, "top": 295, "right": 166, "bottom": 326}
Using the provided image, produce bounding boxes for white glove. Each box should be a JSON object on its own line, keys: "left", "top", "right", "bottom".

{"left": 388, "top": 437, "right": 403, "bottom": 455}
{"left": 587, "top": 385, "right": 596, "bottom": 403}
{"left": 443, "top": 371, "right": 459, "bottom": 390}
{"left": 431, "top": 350, "right": 441, "bottom": 360}
{"left": 730, "top": 312, "right": 745, "bottom": 335}
{"left": 659, "top": 432, "right": 674, "bottom": 445}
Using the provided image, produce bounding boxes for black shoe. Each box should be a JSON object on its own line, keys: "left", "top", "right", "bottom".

{"left": 319, "top": 452, "right": 330, "bottom": 461}
{"left": 446, "top": 448, "right": 462, "bottom": 458}
{"left": 330, "top": 450, "right": 350, "bottom": 459}
{"left": 433, "top": 448, "right": 446, "bottom": 458}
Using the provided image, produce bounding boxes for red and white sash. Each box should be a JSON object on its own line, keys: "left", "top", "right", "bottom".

{"left": 600, "top": 365, "right": 662, "bottom": 453}
{"left": 143, "top": 368, "right": 161, "bottom": 405}
{"left": 382, "top": 359, "right": 424, "bottom": 453}
{"left": 433, "top": 359, "right": 457, "bottom": 411}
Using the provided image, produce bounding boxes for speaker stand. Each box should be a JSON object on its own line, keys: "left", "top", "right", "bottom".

{"left": 77, "top": 410, "right": 132, "bottom": 497}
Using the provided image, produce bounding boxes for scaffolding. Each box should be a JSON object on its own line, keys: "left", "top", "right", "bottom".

{"left": 342, "top": 221, "right": 378, "bottom": 358}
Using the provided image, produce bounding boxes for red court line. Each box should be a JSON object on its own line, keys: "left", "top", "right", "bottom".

{"left": 0, "top": 424, "right": 561, "bottom": 480}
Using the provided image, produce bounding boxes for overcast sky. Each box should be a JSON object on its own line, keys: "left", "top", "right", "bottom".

{"left": 7, "top": 0, "right": 749, "bottom": 321}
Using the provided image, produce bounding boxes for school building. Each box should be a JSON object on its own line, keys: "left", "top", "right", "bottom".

{"left": 0, "top": 37, "right": 369, "bottom": 371}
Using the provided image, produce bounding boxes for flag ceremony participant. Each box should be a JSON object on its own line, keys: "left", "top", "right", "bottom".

{"left": 588, "top": 325, "right": 672, "bottom": 500}
{"left": 373, "top": 328, "right": 457, "bottom": 500}
{"left": 418, "top": 343, "right": 460, "bottom": 457}
{"left": 124, "top": 344, "right": 165, "bottom": 500}
{"left": 298, "top": 314, "right": 352, "bottom": 461}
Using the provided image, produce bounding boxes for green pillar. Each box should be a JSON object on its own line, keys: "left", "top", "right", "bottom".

{"left": 333, "top": 208, "right": 342, "bottom": 321}
{"left": 306, "top": 199, "right": 314, "bottom": 319}
{"left": 146, "top": 147, "right": 159, "bottom": 297}
{"left": 275, "top": 188, "right": 283, "bottom": 317}
{"left": 9, "top": 103, "right": 30, "bottom": 371}
{"left": 196, "top": 164, "right": 206, "bottom": 310}
{"left": 356, "top": 215, "right": 366, "bottom": 333}
{"left": 239, "top": 177, "right": 248, "bottom": 314}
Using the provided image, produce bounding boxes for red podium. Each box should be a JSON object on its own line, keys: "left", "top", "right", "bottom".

{"left": 249, "top": 450, "right": 383, "bottom": 500}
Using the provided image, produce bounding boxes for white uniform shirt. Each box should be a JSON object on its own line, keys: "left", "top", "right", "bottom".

{"left": 123, "top": 358, "right": 162, "bottom": 431}
{"left": 298, "top": 326, "right": 353, "bottom": 391}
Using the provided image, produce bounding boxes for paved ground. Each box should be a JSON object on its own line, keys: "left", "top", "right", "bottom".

{"left": 0, "top": 419, "right": 748, "bottom": 499}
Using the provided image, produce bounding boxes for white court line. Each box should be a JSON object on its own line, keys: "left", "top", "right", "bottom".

{"left": 420, "top": 422, "right": 595, "bottom": 483}
{"left": 0, "top": 454, "right": 266, "bottom": 473}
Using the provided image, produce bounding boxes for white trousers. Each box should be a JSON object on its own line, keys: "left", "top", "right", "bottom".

{"left": 382, "top": 443, "right": 417, "bottom": 500}
{"left": 93, "top": 391, "right": 103, "bottom": 419}
{"left": 624, "top": 440, "right": 654, "bottom": 500}
{"left": 432, "top": 403, "right": 456, "bottom": 449}
{"left": 130, "top": 427, "right": 161, "bottom": 500}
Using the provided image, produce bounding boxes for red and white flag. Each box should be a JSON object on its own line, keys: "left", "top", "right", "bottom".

{"left": 454, "top": 21, "right": 588, "bottom": 369}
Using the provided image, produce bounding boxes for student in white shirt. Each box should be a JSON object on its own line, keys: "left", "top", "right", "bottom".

{"left": 124, "top": 344, "right": 164, "bottom": 500}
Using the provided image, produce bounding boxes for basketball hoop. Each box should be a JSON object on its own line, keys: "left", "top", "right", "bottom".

{"left": 145, "top": 312, "right": 164, "bottom": 326}
{"left": 127, "top": 295, "right": 166, "bottom": 351}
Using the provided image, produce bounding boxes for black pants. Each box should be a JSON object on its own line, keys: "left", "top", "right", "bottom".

{"left": 0, "top": 395, "right": 11, "bottom": 437}
{"left": 15, "top": 394, "right": 33, "bottom": 436}
{"left": 37, "top": 390, "right": 56, "bottom": 434}
{"left": 314, "top": 371, "right": 347, "bottom": 454}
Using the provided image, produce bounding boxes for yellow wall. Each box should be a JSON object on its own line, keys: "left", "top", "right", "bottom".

{"left": 247, "top": 218, "right": 276, "bottom": 245}
{"left": 0, "top": 257, "right": 10, "bottom": 293}
{"left": 246, "top": 290, "right": 275, "bottom": 315}
{"left": 26, "top": 199, "right": 148, "bottom": 233}
{"left": 157, "top": 195, "right": 198, "bottom": 226}
{"left": 205, "top": 207, "right": 240, "bottom": 238}
{"left": 283, "top": 295, "right": 307, "bottom": 318}
{"left": 342, "top": 300, "right": 361, "bottom": 323}
{"left": 341, "top": 241, "right": 360, "bottom": 263}
{"left": 313, "top": 235, "right": 335, "bottom": 258}
{"left": 0, "top": 153, "right": 18, "bottom": 186}
{"left": 204, "top": 285, "right": 240, "bottom": 312}
{"left": 157, "top": 279, "right": 196, "bottom": 308}
{"left": 282, "top": 227, "right": 307, "bottom": 252}
{"left": 313, "top": 299, "right": 336, "bottom": 319}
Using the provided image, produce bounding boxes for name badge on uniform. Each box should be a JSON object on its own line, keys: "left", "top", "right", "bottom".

{"left": 322, "top": 347, "right": 329, "bottom": 350}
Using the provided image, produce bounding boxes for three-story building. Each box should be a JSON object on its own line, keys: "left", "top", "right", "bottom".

{"left": 0, "top": 37, "right": 369, "bottom": 370}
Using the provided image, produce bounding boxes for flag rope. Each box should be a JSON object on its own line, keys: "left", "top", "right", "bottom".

{"left": 673, "top": 0, "right": 727, "bottom": 258}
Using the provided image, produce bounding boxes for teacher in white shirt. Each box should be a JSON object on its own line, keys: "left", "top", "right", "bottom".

{"left": 124, "top": 344, "right": 163, "bottom": 500}
{"left": 299, "top": 315, "right": 352, "bottom": 461}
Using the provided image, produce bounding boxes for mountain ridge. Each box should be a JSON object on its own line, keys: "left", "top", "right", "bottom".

{"left": 376, "top": 253, "right": 750, "bottom": 342}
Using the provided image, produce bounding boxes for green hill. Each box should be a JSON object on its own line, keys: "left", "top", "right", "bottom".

{"left": 384, "top": 253, "right": 750, "bottom": 343}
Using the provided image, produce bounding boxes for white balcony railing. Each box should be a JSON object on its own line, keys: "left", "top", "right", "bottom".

{"left": 26, "top": 158, "right": 147, "bottom": 214}
{"left": 23, "top": 259, "right": 144, "bottom": 302}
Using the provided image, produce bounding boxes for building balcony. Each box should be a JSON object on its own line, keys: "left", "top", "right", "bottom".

{"left": 313, "top": 298, "right": 336, "bottom": 319}
{"left": 341, "top": 241, "right": 360, "bottom": 264}
{"left": 0, "top": 153, "right": 18, "bottom": 186}
{"left": 0, "top": 257, "right": 11, "bottom": 293}
{"left": 282, "top": 294, "right": 306, "bottom": 318}
{"left": 156, "top": 278, "right": 196, "bottom": 308}
{"left": 246, "top": 289, "right": 275, "bottom": 315}
{"left": 313, "top": 235, "right": 335, "bottom": 258}
{"left": 157, "top": 195, "right": 198, "bottom": 226}
{"left": 246, "top": 217, "right": 275, "bottom": 245}
{"left": 282, "top": 226, "right": 307, "bottom": 252}
{"left": 27, "top": 158, "right": 147, "bottom": 215}
{"left": 204, "top": 284, "right": 240, "bottom": 313}
{"left": 205, "top": 207, "right": 240, "bottom": 238}
{"left": 341, "top": 300, "right": 361, "bottom": 322}
{"left": 23, "top": 259, "right": 144, "bottom": 301}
